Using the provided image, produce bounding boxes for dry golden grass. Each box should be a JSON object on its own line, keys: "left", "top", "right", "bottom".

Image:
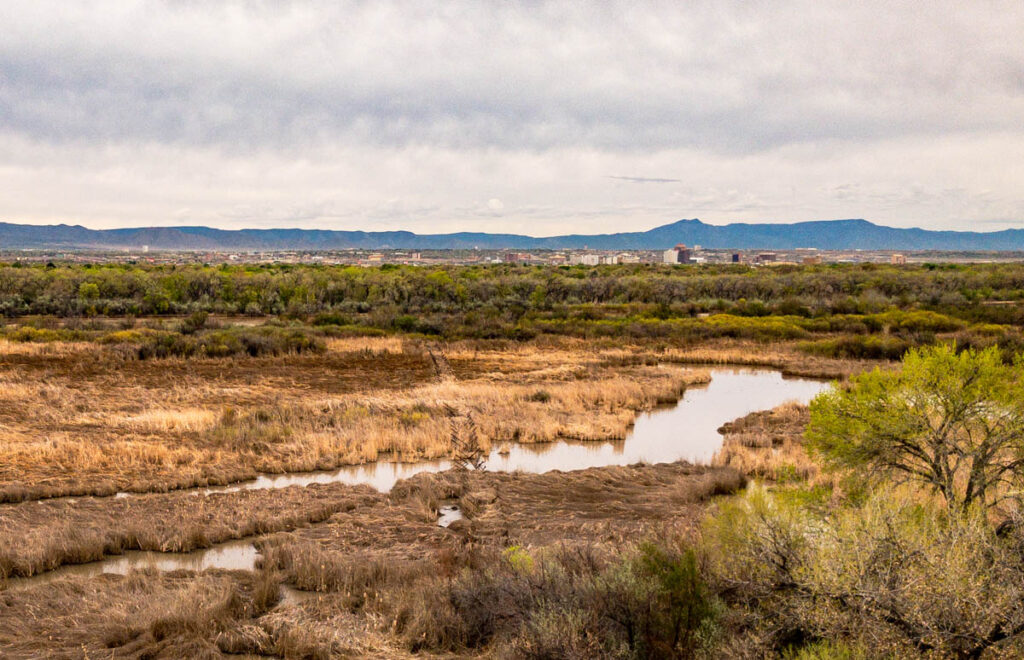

{"left": 114, "top": 408, "right": 220, "bottom": 433}
{"left": 0, "top": 483, "right": 379, "bottom": 579}
{"left": 0, "top": 338, "right": 94, "bottom": 356}
{"left": 711, "top": 401, "right": 823, "bottom": 482}
{"left": 324, "top": 335, "right": 406, "bottom": 354}
{"left": 0, "top": 460, "right": 746, "bottom": 658}
{"left": 656, "top": 341, "right": 873, "bottom": 379}
{"left": 0, "top": 569, "right": 315, "bottom": 659}
{"left": 0, "top": 336, "right": 711, "bottom": 499}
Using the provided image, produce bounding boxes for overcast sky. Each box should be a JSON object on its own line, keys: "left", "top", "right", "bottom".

{"left": 1, "top": 1, "right": 1022, "bottom": 235}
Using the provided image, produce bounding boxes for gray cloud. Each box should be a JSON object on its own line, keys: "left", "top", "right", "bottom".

{"left": 0, "top": 1, "right": 1021, "bottom": 232}
{"left": 3, "top": 1, "right": 1022, "bottom": 153}
{"left": 608, "top": 176, "right": 681, "bottom": 184}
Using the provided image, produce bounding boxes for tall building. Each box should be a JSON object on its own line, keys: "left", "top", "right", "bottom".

{"left": 663, "top": 244, "right": 692, "bottom": 264}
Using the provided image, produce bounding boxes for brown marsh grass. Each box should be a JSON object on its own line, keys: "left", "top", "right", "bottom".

{"left": 0, "top": 336, "right": 710, "bottom": 500}
{"left": 711, "top": 401, "right": 821, "bottom": 482}
{"left": 655, "top": 340, "right": 873, "bottom": 379}
{"left": 0, "top": 483, "right": 380, "bottom": 578}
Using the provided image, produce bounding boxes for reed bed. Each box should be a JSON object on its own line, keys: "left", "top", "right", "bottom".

{"left": 0, "top": 338, "right": 95, "bottom": 356}
{"left": 323, "top": 335, "right": 406, "bottom": 354}
{"left": 657, "top": 341, "right": 872, "bottom": 379}
{"left": 0, "top": 335, "right": 710, "bottom": 499}
{"left": 711, "top": 401, "right": 820, "bottom": 482}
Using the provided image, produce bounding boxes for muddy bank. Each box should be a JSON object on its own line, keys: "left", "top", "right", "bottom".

{"left": 260, "top": 461, "right": 747, "bottom": 590}
{"left": 0, "top": 460, "right": 749, "bottom": 658}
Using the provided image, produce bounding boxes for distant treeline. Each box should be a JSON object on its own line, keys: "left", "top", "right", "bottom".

{"left": 3, "top": 261, "right": 1024, "bottom": 349}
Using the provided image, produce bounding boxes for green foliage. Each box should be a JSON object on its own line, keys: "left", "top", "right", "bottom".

{"left": 799, "top": 335, "right": 911, "bottom": 360}
{"left": 133, "top": 326, "right": 324, "bottom": 359}
{"left": 807, "top": 344, "right": 1024, "bottom": 509}
{"left": 503, "top": 545, "right": 534, "bottom": 573}
{"left": 179, "top": 310, "right": 208, "bottom": 335}
{"left": 77, "top": 281, "right": 100, "bottom": 300}
{"left": 0, "top": 262, "right": 1022, "bottom": 350}
{"left": 782, "top": 641, "right": 871, "bottom": 659}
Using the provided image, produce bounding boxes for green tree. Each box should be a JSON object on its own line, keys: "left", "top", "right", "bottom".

{"left": 807, "top": 344, "right": 1024, "bottom": 510}
{"left": 77, "top": 281, "right": 100, "bottom": 300}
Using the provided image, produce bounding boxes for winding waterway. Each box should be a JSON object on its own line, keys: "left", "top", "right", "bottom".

{"left": 8, "top": 367, "right": 830, "bottom": 587}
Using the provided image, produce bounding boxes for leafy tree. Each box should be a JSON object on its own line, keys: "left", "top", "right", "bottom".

{"left": 807, "top": 344, "right": 1024, "bottom": 510}
{"left": 77, "top": 281, "right": 100, "bottom": 300}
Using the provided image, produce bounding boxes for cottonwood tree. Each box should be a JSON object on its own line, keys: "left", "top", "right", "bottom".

{"left": 807, "top": 344, "right": 1024, "bottom": 511}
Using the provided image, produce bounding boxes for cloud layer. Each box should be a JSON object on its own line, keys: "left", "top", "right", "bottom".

{"left": 1, "top": 1, "right": 1022, "bottom": 233}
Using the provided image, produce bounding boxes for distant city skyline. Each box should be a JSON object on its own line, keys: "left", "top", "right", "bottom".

{"left": 1, "top": 1, "right": 1022, "bottom": 235}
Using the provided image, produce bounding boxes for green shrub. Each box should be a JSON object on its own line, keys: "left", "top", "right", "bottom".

{"left": 135, "top": 327, "right": 324, "bottom": 359}
{"left": 799, "top": 335, "right": 911, "bottom": 360}
{"left": 702, "top": 484, "right": 1024, "bottom": 657}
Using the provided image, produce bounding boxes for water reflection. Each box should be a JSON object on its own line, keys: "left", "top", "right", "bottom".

{"left": 7, "top": 539, "right": 258, "bottom": 588}
{"left": 437, "top": 503, "right": 463, "bottom": 527}
{"left": 204, "top": 367, "right": 828, "bottom": 494}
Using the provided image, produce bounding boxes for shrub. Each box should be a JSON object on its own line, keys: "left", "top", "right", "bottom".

{"left": 702, "top": 484, "right": 1024, "bottom": 657}
{"left": 799, "top": 335, "right": 911, "bottom": 360}
{"left": 527, "top": 390, "right": 552, "bottom": 403}
{"left": 391, "top": 541, "right": 719, "bottom": 658}
{"left": 135, "top": 327, "right": 324, "bottom": 359}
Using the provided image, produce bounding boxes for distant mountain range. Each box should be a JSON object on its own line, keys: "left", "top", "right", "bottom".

{"left": 2, "top": 218, "right": 1023, "bottom": 251}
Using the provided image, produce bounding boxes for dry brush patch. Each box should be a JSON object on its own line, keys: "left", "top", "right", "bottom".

{"left": 656, "top": 340, "right": 874, "bottom": 380}
{"left": 265, "top": 461, "right": 746, "bottom": 591}
{"left": 258, "top": 461, "right": 745, "bottom": 656}
{"left": 0, "top": 569, "right": 313, "bottom": 659}
{"left": 0, "top": 461, "right": 746, "bottom": 657}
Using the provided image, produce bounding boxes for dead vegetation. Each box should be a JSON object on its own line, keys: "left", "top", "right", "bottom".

{"left": 654, "top": 340, "right": 874, "bottom": 379}
{"left": 0, "top": 331, "right": 871, "bottom": 657}
{"left": 0, "top": 483, "right": 381, "bottom": 579}
{"left": 0, "top": 460, "right": 746, "bottom": 658}
{"left": 0, "top": 337, "right": 712, "bottom": 500}
{"left": 712, "top": 400, "right": 819, "bottom": 482}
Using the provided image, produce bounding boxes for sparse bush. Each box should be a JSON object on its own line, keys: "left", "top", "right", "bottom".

{"left": 527, "top": 389, "right": 552, "bottom": 403}
{"left": 134, "top": 326, "right": 324, "bottom": 359}
{"left": 389, "top": 541, "right": 719, "bottom": 658}
{"left": 702, "top": 484, "right": 1024, "bottom": 657}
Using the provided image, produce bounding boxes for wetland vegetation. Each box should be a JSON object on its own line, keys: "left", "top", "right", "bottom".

{"left": 4, "top": 261, "right": 1024, "bottom": 657}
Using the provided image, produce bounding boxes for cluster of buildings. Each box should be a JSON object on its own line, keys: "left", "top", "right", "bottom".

{"left": 662, "top": 244, "right": 778, "bottom": 265}
{"left": 0, "top": 246, "right": 939, "bottom": 267}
